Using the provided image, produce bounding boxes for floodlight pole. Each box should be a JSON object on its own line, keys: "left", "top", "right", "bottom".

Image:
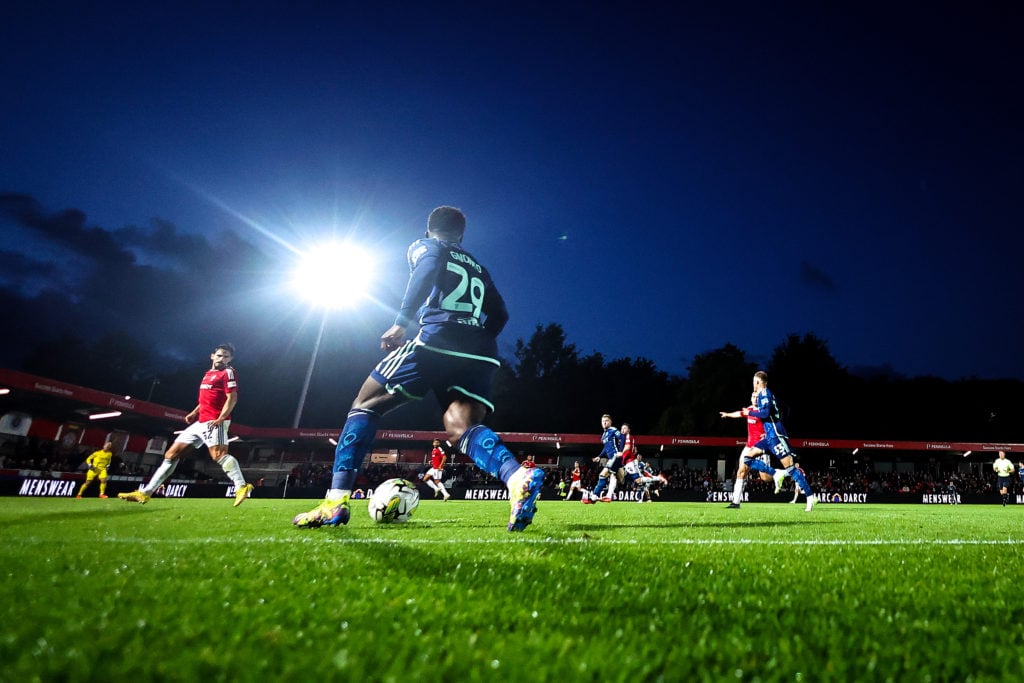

{"left": 292, "top": 311, "right": 328, "bottom": 429}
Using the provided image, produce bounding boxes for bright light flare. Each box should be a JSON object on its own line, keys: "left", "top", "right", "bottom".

{"left": 292, "top": 242, "right": 375, "bottom": 309}
{"left": 89, "top": 411, "right": 122, "bottom": 420}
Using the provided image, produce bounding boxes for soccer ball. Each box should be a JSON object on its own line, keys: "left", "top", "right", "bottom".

{"left": 368, "top": 478, "right": 420, "bottom": 523}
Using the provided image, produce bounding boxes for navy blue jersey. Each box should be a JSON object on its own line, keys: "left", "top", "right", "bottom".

{"left": 747, "top": 388, "right": 789, "bottom": 441}
{"left": 395, "top": 238, "right": 509, "bottom": 356}
{"left": 600, "top": 427, "right": 623, "bottom": 458}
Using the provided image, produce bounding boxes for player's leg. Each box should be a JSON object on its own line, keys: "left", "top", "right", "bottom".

{"left": 202, "top": 422, "right": 252, "bottom": 506}
{"left": 778, "top": 453, "right": 814, "bottom": 498}
{"left": 445, "top": 398, "right": 543, "bottom": 532}
{"left": 606, "top": 466, "right": 620, "bottom": 500}
{"left": 121, "top": 439, "right": 192, "bottom": 503}
{"left": 592, "top": 467, "right": 611, "bottom": 498}
{"left": 434, "top": 472, "right": 451, "bottom": 500}
{"left": 423, "top": 473, "right": 440, "bottom": 496}
{"left": 730, "top": 457, "right": 749, "bottom": 508}
{"left": 294, "top": 374, "right": 403, "bottom": 528}
{"left": 77, "top": 470, "right": 94, "bottom": 498}
{"left": 440, "top": 352, "right": 544, "bottom": 531}
{"left": 749, "top": 441, "right": 787, "bottom": 492}
{"left": 98, "top": 470, "right": 108, "bottom": 498}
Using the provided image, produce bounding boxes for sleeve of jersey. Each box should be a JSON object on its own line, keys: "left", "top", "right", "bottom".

{"left": 744, "top": 392, "right": 771, "bottom": 420}
{"left": 482, "top": 275, "right": 509, "bottom": 337}
{"left": 395, "top": 242, "right": 442, "bottom": 328}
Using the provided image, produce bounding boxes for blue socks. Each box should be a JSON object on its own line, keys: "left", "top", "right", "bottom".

{"left": 787, "top": 465, "right": 812, "bottom": 495}
{"left": 458, "top": 425, "right": 520, "bottom": 484}
{"left": 748, "top": 458, "right": 776, "bottom": 476}
{"left": 593, "top": 477, "right": 609, "bottom": 497}
{"left": 330, "top": 408, "right": 381, "bottom": 490}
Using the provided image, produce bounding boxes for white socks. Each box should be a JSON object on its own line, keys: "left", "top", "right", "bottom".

{"left": 217, "top": 454, "right": 246, "bottom": 488}
{"left": 732, "top": 477, "right": 745, "bottom": 505}
{"left": 143, "top": 459, "right": 178, "bottom": 495}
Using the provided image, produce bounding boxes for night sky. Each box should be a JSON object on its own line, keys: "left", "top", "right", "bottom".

{"left": 2, "top": 2, "right": 1022, "bottom": 382}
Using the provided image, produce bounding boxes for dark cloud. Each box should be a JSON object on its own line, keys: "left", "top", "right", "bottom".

{"left": 0, "top": 193, "right": 136, "bottom": 267}
{"left": 799, "top": 261, "right": 838, "bottom": 293}
{"left": 0, "top": 193, "right": 286, "bottom": 366}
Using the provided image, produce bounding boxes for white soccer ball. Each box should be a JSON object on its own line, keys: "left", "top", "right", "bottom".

{"left": 367, "top": 478, "right": 420, "bottom": 523}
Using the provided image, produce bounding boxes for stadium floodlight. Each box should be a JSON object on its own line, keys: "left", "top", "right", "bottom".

{"left": 291, "top": 242, "right": 375, "bottom": 309}
{"left": 289, "top": 241, "right": 376, "bottom": 429}
{"left": 89, "top": 411, "right": 122, "bottom": 420}
{"left": 0, "top": 388, "right": 10, "bottom": 395}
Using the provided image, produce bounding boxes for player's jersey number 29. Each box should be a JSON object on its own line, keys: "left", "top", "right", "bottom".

{"left": 442, "top": 261, "right": 485, "bottom": 320}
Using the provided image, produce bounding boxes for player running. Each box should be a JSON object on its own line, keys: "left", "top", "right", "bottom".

{"left": 720, "top": 390, "right": 786, "bottom": 509}
{"left": 994, "top": 451, "right": 1015, "bottom": 506}
{"left": 744, "top": 371, "right": 817, "bottom": 512}
{"left": 583, "top": 414, "right": 622, "bottom": 503}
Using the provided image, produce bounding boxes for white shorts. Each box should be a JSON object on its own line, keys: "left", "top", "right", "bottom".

{"left": 426, "top": 467, "right": 444, "bottom": 481}
{"left": 175, "top": 419, "right": 231, "bottom": 449}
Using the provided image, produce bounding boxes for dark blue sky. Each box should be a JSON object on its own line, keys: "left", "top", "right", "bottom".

{"left": 2, "top": 2, "right": 1022, "bottom": 380}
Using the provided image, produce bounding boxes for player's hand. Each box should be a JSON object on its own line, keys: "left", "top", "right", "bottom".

{"left": 380, "top": 325, "right": 407, "bottom": 351}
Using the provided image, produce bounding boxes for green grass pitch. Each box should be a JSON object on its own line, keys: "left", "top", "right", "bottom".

{"left": 1, "top": 496, "right": 1023, "bottom": 682}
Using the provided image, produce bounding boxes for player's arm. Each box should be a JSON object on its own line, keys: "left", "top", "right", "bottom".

{"left": 212, "top": 392, "right": 238, "bottom": 426}
{"left": 744, "top": 393, "right": 771, "bottom": 420}
{"left": 185, "top": 404, "right": 201, "bottom": 424}
{"left": 385, "top": 243, "right": 443, "bottom": 350}
{"left": 481, "top": 276, "right": 509, "bottom": 337}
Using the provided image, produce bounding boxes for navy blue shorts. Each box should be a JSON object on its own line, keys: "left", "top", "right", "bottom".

{"left": 371, "top": 340, "right": 500, "bottom": 412}
{"left": 754, "top": 434, "right": 794, "bottom": 461}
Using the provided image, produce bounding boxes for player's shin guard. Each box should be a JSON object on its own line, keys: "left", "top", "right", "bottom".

{"left": 787, "top": 465, "right": 812, "bottom": 496}
{"left": 458, "top": 425, "right": 520, "bottom": 484}
{"left": 330, "top": 408, "right": 381, "bottom": 491}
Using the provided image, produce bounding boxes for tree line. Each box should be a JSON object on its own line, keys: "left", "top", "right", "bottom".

{"left": 16, "top": 324, "right": 1021, "bottom": 443}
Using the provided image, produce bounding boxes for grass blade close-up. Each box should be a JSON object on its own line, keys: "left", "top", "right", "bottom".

{"left": 1, "top": 497, "right": 1022, "bottom": 682}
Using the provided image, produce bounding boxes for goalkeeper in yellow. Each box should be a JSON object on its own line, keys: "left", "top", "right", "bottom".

{"left": 76, "top": 441, "right": 114, "bottom": 499}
